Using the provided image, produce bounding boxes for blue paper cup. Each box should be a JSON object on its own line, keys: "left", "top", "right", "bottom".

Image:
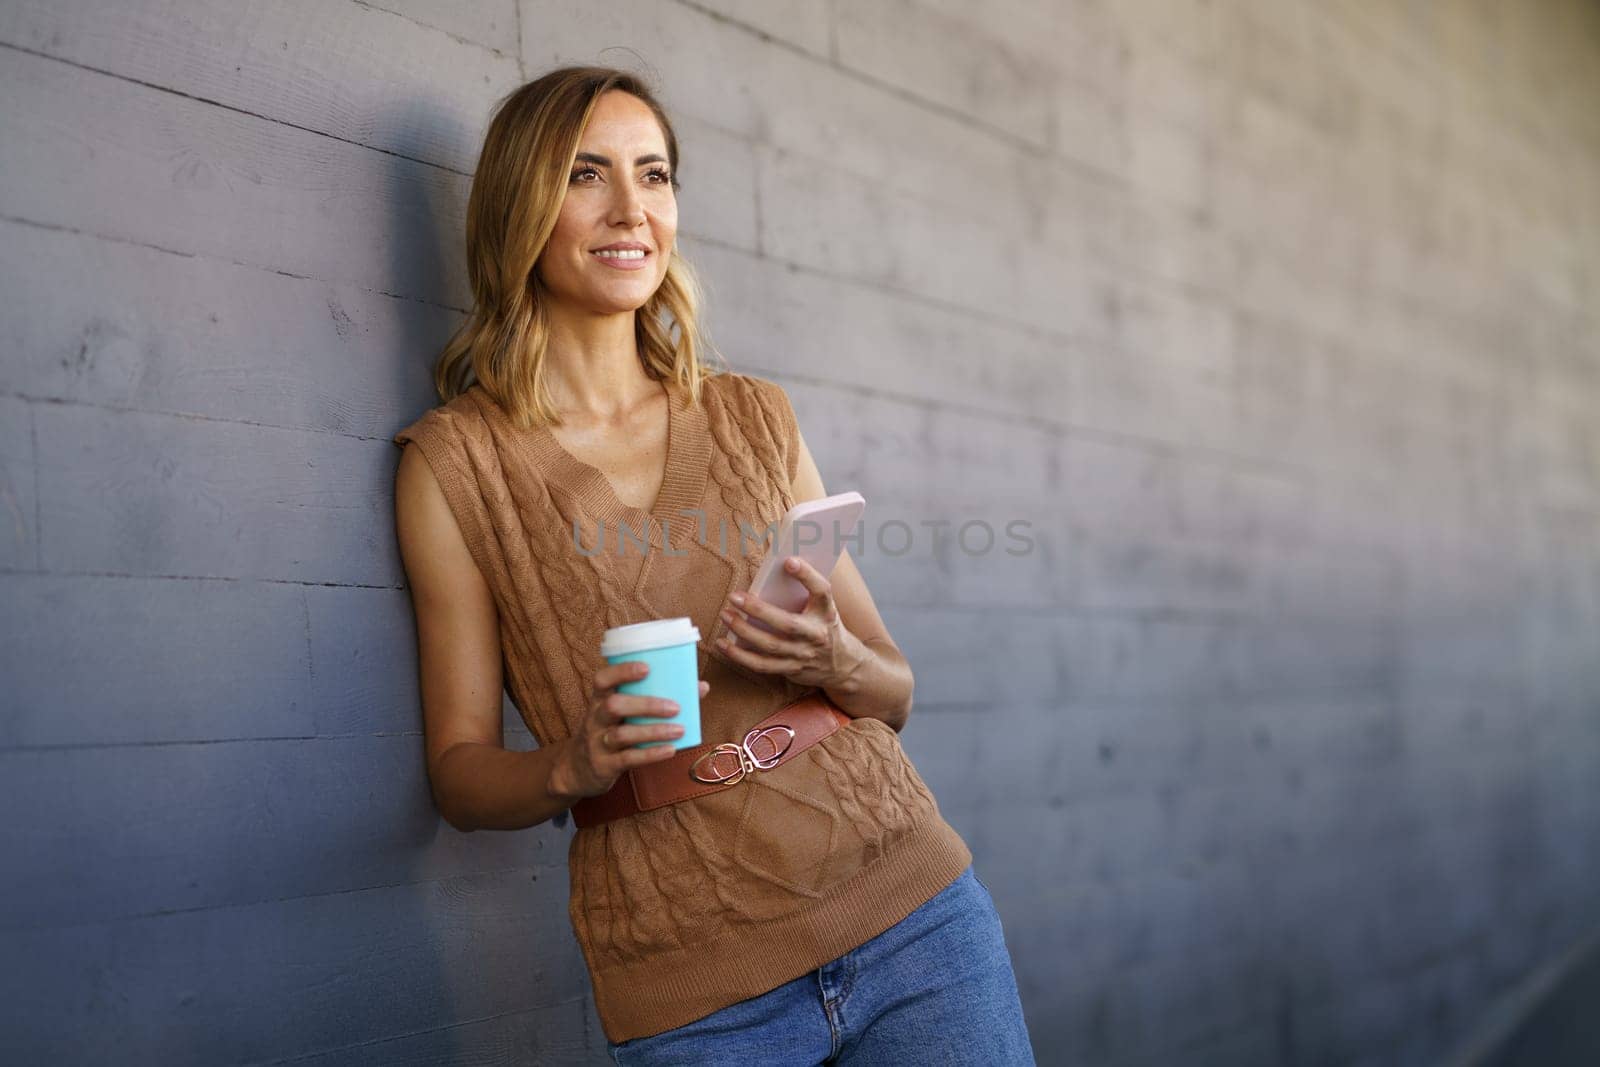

{"left": 601, "top": 617, "right": 702, "bottom": 750}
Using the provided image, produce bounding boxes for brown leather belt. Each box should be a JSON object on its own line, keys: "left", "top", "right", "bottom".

{"left": 570, "top": 690, "right": 854, "bottom": 829}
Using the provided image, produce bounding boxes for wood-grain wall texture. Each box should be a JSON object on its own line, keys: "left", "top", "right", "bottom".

{"left": 2, "top": 1, "right": 1598, "bottom": 1063}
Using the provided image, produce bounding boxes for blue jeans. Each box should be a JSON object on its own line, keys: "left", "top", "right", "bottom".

{"left": 606, "top": 864, "right": 1036, "bottom": 1065}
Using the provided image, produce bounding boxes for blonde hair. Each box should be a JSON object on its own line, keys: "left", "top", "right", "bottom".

{"left": 430, "top": 65, "right": 724, "bottom": 428}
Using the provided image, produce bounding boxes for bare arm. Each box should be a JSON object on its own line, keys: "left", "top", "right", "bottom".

{"left": 716, "top": 423, "right": 916, "bottom": 729}
{"left": 395, "top": 442, "right": 577, "bottom": 831}
{"left": 791, "top": 428, "right": 916, "bottom": 730}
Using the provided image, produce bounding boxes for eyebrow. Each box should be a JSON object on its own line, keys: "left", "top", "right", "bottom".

{"left": 574, "top": 152, "right": 669, "bottom": 167}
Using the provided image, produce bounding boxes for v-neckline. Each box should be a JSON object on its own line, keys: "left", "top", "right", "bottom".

{"left": 497, "top": 377, "right": 714, "bottom": 542}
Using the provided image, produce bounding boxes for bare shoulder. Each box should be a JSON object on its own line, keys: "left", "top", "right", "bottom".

{"left": 394, "top": 441, "right": 450, "bottom": 545}
{"left": 394, "top": 441, "right": 484, "bottom": 608}
{"left": 394, "top": 440, "right": 503, "bottom": 779}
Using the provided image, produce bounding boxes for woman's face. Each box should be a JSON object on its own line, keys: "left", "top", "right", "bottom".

{"left": 536, "top": 90, "right": 677, "bottom": 315}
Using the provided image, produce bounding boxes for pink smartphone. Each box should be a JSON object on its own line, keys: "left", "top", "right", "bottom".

{"left": 733, "top": 491, "right": 866, "bottom": 642}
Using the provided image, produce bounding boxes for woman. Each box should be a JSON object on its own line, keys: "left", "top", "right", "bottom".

{"left": 391, "top": 66, "right": 1035, "bottom": 1065}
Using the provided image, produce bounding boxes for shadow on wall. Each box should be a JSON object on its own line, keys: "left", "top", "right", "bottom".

{"left": 375, "top": 89, "right": 613, "bottom": 1062}
{"left": 375, "top": 95, "right": 475, "bottom": 1065}
{"left": 1449, "top": 931, "right": 1600, "bottom": 1067}
{"left": 383, "top": 94, "right": 469, "bottom": 339}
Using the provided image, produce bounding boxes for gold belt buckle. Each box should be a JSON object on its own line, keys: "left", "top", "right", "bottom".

{"left": 689, "top": 724, "right": 796, "bottom": 785}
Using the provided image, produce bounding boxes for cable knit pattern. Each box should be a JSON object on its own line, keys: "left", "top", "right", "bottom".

{"left": 704, "top": 375, "right": 795, "bottom": 520}
{"left": 391, "top": 371, "right": 972, "bottom": 1044}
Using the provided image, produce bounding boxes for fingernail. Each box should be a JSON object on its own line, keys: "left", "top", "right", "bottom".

{"left": 729, "top": 592, "right": 744, "bottom": 605}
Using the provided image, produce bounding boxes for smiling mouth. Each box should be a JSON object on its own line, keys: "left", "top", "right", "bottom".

{"left": 589, "top": 249, "right": 653, "bottom": 271}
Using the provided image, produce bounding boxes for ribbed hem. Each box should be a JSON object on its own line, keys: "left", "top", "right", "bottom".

{"left": 588, "top": 812, "right": 974, "bottom": 1044}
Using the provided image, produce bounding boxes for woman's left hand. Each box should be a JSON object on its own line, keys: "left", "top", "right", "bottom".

{"left": 715, "top": 556, "right": 865, "bottom": 690}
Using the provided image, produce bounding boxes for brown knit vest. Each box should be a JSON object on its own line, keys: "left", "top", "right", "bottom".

{"left": 392, "top": 370, "right": 972, "bottom": 1043}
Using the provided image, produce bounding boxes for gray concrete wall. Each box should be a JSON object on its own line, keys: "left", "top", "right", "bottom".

{"left": 2, "top": 2, "right": 1598, "bottom": 1064}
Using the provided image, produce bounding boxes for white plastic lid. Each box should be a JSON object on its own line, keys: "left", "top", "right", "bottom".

{"left": 600, "top": 617, "right": 701, "bottom": 658}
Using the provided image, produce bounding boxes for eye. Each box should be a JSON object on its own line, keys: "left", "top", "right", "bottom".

{"left": 570, "top": 164, "right": 673, "bottom": 187}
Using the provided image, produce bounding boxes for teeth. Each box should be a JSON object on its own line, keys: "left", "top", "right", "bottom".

{"left": 593, "top": 249, "right": 647, "bottom": 260}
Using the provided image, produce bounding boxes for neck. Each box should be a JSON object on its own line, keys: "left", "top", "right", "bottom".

{"left": 505, "top": 375, "right": 713, "bottom": 532}
{"left": 541, "top": 306, "right": 652, "bottom": 418}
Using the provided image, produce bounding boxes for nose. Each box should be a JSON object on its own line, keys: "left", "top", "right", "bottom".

{"left": 607, "top": 178, "right": 647, "bottom": 228}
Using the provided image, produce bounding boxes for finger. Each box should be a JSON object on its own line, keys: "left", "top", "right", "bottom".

{"left": 734, "top": 598, "right": 825, "bottom": 647}
{"left": 598, "top": 659, "right": 649, "bottom": 691}
{"left": 782, "top": 555, "right": 832, "bottom": 596}
{"left": 730, "top": 593, "right": 806, "bottom": 637}
{"left": 775, "top": 557, "right": 838, "bottom": 625}
{"left": 699, "top": 680, "right": 710, "bottom": 695}
{"left": 610, "top": 721, "right": 686, "bottom": 747}
{"left": 716, "top": 633, "right": 799, "bottom": 674}
{"left": 723, "top": 607, "right": 800, "bottom": 656}
{"left": 604, "top": 692, "right": 682, "bottom": 723}
{"left": 622, "top": 742, "right": 684, "bottom": 766}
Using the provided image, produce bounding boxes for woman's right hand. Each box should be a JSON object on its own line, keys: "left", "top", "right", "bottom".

{"left": 551, "top": 660, "right": 711, "bottom": 801}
